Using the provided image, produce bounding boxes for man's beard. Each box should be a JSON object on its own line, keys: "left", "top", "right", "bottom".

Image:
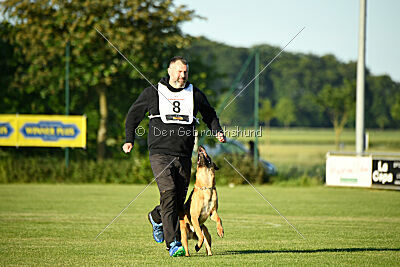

{"left": 172, "top": 79, "right": 186, "bottom": 88}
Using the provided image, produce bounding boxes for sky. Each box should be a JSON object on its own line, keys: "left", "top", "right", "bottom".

{"left": 174, "top": 0, "right": 400, "bottom": 82}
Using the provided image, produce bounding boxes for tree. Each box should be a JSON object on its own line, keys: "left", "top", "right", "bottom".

{"left": 259, "top": 98, "right": 274, "bottom": 149}
{"left": 275, "top": 97, "right": 296, "bottom": 127}
{"left": 0, "top": 21, "right": 20, "bottom": 113}
{"left": 1, "top": 0, "right": 195, "bottom": 161}
{"left": 317, "top": 79, "right": 355, "bottom": 148}
{"left": 391, "top": 93, "right": 400, "bottom": 122}
{"left": 366, "top": 75, "right": 397, "bottom": 129}
{"left": 259, "top": 98, "right": 274, "bottom": 127}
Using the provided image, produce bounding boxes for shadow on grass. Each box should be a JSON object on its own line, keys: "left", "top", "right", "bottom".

{"left": 223, "top": 247, "right": 400, "bottom": 255}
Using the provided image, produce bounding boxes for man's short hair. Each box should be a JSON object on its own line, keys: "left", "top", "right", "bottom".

{"left": 169, "top": 56, "right": 188, "bottom": 67}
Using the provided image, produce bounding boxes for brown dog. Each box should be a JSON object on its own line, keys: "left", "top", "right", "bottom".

{"left": 179, "top": 145, "right": 224, "bottom": 256}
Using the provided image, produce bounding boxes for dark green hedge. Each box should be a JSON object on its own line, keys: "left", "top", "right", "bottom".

{"left": 0, "top": 152, "right": 323, "bottom": 185}
{"left": 0, "top": 154, "right": 153, "bottom": 184}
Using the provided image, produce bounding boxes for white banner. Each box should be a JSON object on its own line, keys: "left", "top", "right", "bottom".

{"left": 326, "top": 155, "right": 372, "bottom": 187}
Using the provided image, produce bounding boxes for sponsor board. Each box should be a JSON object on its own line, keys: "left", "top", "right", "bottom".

{"left": 326, "top": 155, "right": 372, "bottom": 187}
{"left": 0, "top": 114, "right": 86, "bottom": 148}
{"left": 0, "top": 123, "right": 13, "bottom": 137}
{"left": 372, "top": 159, "right": 400, "bottom": 187}
{"left": 0, "top": 115, "right": 18, "bottom": 146}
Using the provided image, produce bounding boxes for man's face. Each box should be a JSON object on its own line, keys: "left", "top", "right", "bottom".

{"left": 168, "top": 60, "right": 189, "bottom": 88}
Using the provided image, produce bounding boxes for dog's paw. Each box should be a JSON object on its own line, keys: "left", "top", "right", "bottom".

{"left": 217, "top": 227, "right": 224, "bottom": 238}
{"left": 195, "top": 244, "right": 200, "bottom": 252}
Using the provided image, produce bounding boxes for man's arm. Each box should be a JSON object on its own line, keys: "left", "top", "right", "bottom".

{"left": 123, "top": 87, "right": 151, "bottom": 152}
{"left": 196, "top": 89, "right": 226, "bottom": 143}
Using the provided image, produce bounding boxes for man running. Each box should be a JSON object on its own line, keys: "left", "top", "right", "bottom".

{"left": 123, "top": 56, "right": 225, "bottom": 257}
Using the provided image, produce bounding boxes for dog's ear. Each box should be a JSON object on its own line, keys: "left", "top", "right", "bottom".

{"left": 213, "top": 162, "right": 219, "bottom": 170}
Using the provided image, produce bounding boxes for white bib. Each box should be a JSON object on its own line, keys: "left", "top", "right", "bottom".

{"left": 156, "top": 83, "right": 194, "bottom": 124}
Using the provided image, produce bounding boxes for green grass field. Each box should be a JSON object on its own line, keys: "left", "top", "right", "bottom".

{"left": 234, "top": 127, "right": 400, "bottom": 167}
{"left": 1, "top": 184, "right": 399, "bottom": 265}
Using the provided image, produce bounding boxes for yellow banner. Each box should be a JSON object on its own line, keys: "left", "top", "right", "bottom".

{"left": 0, "top": 114, "right": 86, "bottom": 148}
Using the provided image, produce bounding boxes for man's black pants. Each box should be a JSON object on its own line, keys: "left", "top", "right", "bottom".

{"left": 148, "top": 154, "right": 192, "bottom": 248}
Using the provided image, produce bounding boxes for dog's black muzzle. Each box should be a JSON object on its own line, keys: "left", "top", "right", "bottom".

{"left": 197, "top": 145, "right": 218, "bottom": 170}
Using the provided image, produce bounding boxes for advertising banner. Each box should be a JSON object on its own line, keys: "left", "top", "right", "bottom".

{"left": 0, "top": 115, "right": 17, "bottom": 146}
{"left": 0, "top": 114, "right": 86, "bottom": 148}
{"left": 372, "top": 159, "right": 400, "bottom": 188}
{"left": 326, "top": 155, "right": 372, "bottom": 187}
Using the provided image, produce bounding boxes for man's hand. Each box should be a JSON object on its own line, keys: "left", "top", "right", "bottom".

{"left": 122, "top": 142, "right": 133, "bottom": 153}
{"left": 216, "top": 131, "right": 226, "bottom": 143}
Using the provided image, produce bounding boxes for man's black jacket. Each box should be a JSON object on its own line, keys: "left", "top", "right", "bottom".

{"left": 125, "top": 76, "right": 222, "bottom": 157}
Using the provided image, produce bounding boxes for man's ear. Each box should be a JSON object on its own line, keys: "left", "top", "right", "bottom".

{"left": 213, "top": 162, "right": 219, "bottom": 170}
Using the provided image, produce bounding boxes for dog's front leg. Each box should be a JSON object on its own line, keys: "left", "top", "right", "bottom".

{"left": 210, "top": 210, "right": 224, "bottom": 238}
{"left": 179, "top": 218, "right": 190, "bottom": 256}
{"left": 190, "top": 214, "right": 204, "bottom": 252}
